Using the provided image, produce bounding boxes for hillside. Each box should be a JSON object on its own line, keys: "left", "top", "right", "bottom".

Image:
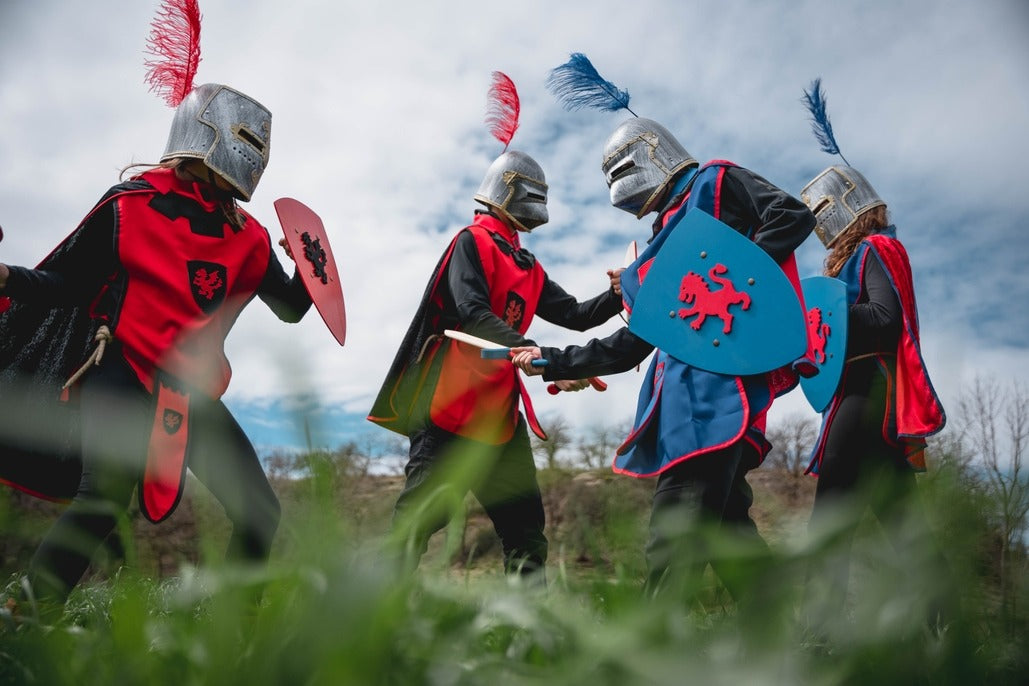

{"left": 1, "top": 464, "right": 815, "bottom": 582}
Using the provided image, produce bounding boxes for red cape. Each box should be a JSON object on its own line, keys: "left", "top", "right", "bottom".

{"left": 866, "top": 233, "right": 946, "bottom": 448}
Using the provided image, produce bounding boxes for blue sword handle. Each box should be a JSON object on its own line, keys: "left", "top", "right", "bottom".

{"left": 481, "top": 348, "right": 549, "bottom": 367}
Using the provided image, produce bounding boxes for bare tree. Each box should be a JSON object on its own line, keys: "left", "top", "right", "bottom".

{"left": 926, "top": 422, "right": 980, "bottom": 487}
{"left": 955, "top": 376, "right": 1029, "bottom": 619}
{"left": 576, "top": 423, "right": 629, "bottom": 471}
{"left": 378, "top": 433, "right": 411, "bottom": 476}
{"left": 264, "top": 449, "right": 304, "bottom": 481}
{"left": 764, "top": 411, "right": 819, "bottom": 477}
{"left": 531, "top": 413, "right": 573, "bottom": 470}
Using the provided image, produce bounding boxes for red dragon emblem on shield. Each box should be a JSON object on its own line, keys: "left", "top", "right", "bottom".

{"left": 806, "top": 307, "right": 832, "bottom": 364}
{"left": 187, "top": 260, "right": 227, "bottom": 314}
{"left": 503, "top": 291, "right": 526, "bottom": 329}
{"left": 193, "top": 269, "right": 223, "bottom": 300}
{"left": 677, "top": 264, "right": 752, "bottom": 334}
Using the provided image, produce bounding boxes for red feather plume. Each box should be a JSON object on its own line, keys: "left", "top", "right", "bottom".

{"left": 486, "top": 71, "right": 520, "bottom": 151}
{"left": 144, "top": 0, "right": 203, "bottom": 107}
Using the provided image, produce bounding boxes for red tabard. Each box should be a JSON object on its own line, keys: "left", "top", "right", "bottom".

{"left": 112, "top": 169, "right": 271, "bottom": 399}
{"left": 429, "top": 218, "right": 544, "bottom": 444}
{"left": 108, "top": 169, "right": 272, "bottom": 521}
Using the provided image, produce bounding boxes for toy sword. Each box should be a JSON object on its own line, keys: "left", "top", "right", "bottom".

{"left": 443, "top": 329, "right": 608, "bottom": 394}
{"left": 618, "top": 239, "right": 637, "bottom": 325}
{"left": 546, "top": 376, "right": 607, "bottom": 395}
{"left": 443, "top": 329, "right": 548, "bottom": 366}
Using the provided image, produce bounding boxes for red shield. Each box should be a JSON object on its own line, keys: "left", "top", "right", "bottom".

{"left": 274, "top": 198, "right": 346, "bottom": 346}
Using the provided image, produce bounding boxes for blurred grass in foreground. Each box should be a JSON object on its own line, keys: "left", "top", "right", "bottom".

{"left": 1, "top": 452, "right": 1026, "bottom": 686}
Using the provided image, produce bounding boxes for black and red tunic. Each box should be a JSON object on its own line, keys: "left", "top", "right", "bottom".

{"left": 368, "top": 212, "right": 622, "bottom": 444}
{"left": 0, "top": 167, "right": 310, "bottom": 514}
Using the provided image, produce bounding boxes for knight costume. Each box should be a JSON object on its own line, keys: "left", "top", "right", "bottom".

{"left": 530, "top": 113, "right": 815, "bottom": 594}
{"left": 0, "top": 1, "right": 312, "bottom": 605}
{"left": 801, "top": 166, "right": 945, "bottom": 472}
{"left": 369, "top": 147, "right": 622, "bottom": 577}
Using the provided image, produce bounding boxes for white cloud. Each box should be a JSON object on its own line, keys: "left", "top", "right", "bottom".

{"left": 2, "top": 0, "right": 1026, "bottom": 453}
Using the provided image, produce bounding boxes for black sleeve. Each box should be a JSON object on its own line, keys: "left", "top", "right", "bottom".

{"left": 444, "top": 230, "right": 537, "bottom": 347}
{"left": 2, "top": 200, "right": 117, "bottom": 305}
{"left": 534, "top": 273, "right": 623, "bottom": 331}
{"left": 257, "top": 247, "right": 314, "bottom": 323}
{"left": 720, "top": 167, "right": 815, "bottom": 263}
{"left": 851, "top": 253, "right": 902, "bottom": 340}
{"left": 538, "top": 327, "right": 654, "bottom": 381}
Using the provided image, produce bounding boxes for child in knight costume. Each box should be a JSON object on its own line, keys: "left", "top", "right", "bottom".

{"left": 511, "top": 54, "right": 816, "bottom": 600}
{"left": 0, "top": 1, "right": 312, "bottom": 614}
{"left": 798, "top": 80, "right": 946, "bottom": 633}
{"left": 368, "top": 72, "right": 622, "bottom": 580}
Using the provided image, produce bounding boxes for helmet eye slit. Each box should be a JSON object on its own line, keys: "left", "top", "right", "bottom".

{"left": 236, "top": 126, "right": 266, "bottom": 153}
{"left": 610, "top": 159, "right": 635, "bottom": 181}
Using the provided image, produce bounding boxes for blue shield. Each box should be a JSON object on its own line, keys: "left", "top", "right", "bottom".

{"left": 628, "top": 209, "right": 807, "bottom": 375}
{"left": 799, "top": 276, "right": 848, "bottom": 412}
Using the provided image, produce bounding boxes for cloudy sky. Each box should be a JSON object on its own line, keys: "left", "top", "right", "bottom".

{"left": 2, "top": 0, "right": 1026, "bottom": 462}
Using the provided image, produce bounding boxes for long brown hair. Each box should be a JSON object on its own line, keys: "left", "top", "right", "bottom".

{"left": 119, "top": 159, "right": 245, "bottom": 231}
{"left": 824, "top": 205, "right": 889, "bottom": 277}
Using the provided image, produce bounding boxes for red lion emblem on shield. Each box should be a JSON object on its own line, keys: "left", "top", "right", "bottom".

{"left": 678, "top": 263, "right": 752, "bottom": 334}
{"left": 806, "top": 307, "right": 832, "bottom": 364}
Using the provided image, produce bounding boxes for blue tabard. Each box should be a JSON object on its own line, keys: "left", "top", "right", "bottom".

{"left": 616, "top": 162, "right": 773, "bottom": 477}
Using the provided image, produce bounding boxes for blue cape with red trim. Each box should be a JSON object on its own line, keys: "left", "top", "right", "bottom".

{"left": 614, "top": 162, "right": 778, "bottom": 477}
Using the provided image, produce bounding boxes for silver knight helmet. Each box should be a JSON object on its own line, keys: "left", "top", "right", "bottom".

{"left": 602, "top": 117, "right": 698, "bottom": 218}
{"left": 474, "top": 150, "right": 549, "bottom": 231}
{"left": 161, "top": 83, "right": 272, "bottom": 201}
{"left": 800, "top": 165, "right": 885, "bottom": 246}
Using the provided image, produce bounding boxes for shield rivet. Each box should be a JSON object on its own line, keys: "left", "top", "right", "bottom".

{"left": 748, "top": 278, "right": 755, "bottom": 285}
{"left": 700, "top": 251, "right": 708, "bottom": 259}
{"left": 669, "top": 311, "right": 676, "bottom": 318}
{"left": 712, "top": 339, "right": 720, "bottom": 347}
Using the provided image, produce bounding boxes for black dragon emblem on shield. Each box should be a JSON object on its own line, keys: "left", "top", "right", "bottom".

{"left": 188, "top": 260, "right": 227, "bottom": 313}
{"left": 301, "top": 231, "right": 329, "bottom": 285}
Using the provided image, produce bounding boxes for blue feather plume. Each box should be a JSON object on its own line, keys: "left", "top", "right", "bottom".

{"left": 545, "top": 53, "right": 636, "bottom": 116}
{"left": 802, "top": 78, "right": 850, "bottom": 166}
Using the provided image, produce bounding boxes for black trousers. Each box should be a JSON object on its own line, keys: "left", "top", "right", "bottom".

{"left": 645, "top": 440, "right": 769, "bottom": 599}
{"left": 27, "top": 352, "right": 280, "bottom": 604}
{"left": 391, "top": 416, "right": 547, "bottom": 577}
{"left": 806, "top": 357, "right": 936, "bottom": 623}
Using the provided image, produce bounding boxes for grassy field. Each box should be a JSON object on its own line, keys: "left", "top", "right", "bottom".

{"left": 1, "top": 454, "right": 1026, "bottom": 685}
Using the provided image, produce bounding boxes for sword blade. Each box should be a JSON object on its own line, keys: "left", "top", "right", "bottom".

{"left": 622, "top": 239, "right": 637, "bottom": 267}
{"left": 443, "top": 329, "right": 505, "bottom": 349}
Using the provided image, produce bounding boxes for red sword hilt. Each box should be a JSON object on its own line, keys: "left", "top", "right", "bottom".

{"left": 547, "top": 377, "right": 608, "bottom": 395}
